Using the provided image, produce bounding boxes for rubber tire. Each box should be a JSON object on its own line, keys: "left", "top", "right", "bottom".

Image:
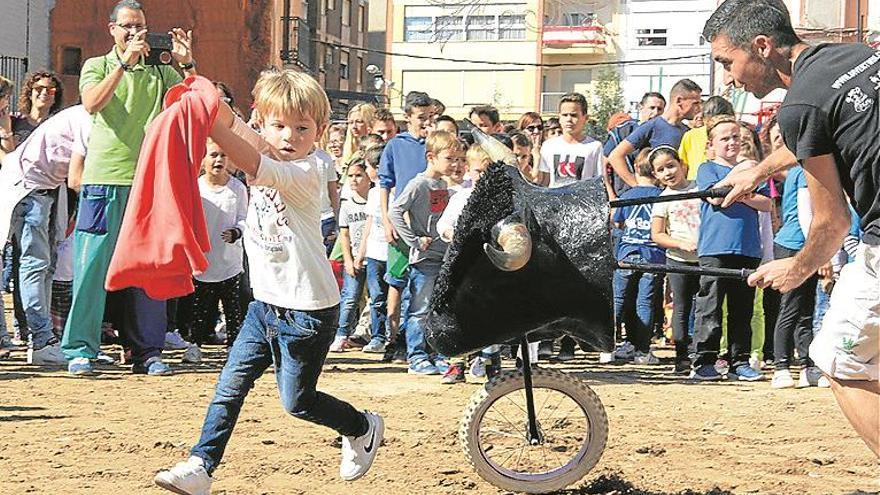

{"left": 459, "top": 368, "right": 608, "bottom": 494}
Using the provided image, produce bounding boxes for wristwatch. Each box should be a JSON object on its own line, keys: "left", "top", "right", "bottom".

{"left": 178, "top": 60, "right": 196, "bottom": 70}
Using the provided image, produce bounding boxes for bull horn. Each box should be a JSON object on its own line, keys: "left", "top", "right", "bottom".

{"left": 471, "top": 126, "right": 518, "bottom": 168}
{"left": 483, "top": 219, "right": 532, "bottom": 271}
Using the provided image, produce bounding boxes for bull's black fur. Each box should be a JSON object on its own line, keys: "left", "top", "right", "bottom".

{"left": 427, "top": 164, "right": 615, "bottom": 357}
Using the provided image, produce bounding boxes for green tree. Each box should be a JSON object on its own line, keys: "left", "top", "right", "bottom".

{"left": 586, "top": 66, "right": 624, "bottom": 140}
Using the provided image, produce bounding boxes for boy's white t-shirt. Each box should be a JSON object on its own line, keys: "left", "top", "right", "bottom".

{"left": 197, "top": 175, "right": 248, "bottom": 283}
{"left": 538, "top": 135, "right": 604, "bottom": 189}
{"left": 338, "top": 194, "right": 368, "bottom": 255}
{"left": 364, "top": 187, "right": 388, "bottom": 261}
{"left": 436, "top": 186, "right": 472, "bottom": 243}
{"left": 246, "top": 154, "right": 340, "bottom": 310}
{"left": 311, "top": 148, "right": 338, "bottom": 221}
{"left": 53, "top": 233, "right": 74, "bottom": 282}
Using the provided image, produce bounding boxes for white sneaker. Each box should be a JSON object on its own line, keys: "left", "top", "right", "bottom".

{"left": 182, "top": 344, "right": 203, "bottom": 364}
{"left": 340, "top": 411, "right": 384, "bottom": 481}
{"left": 598, "top": 351, "right": 615, "bottom": 364}
{"left": 164, "top": 331, "right": 190, "bottom": 351}
{"left": 797, "top": 366, "right": 824, "bottom": 388}
{"left": 771, "top": 369, "right": 795, "bottom": 389}
{"left": 29, "top": 342, "right": 67, "bottom": 366}
{"left": 330, "top": 336, "right": 350, "bottom": 353}
{"left": 817, "top": 375, "right": 832, "bottom": 388}
{"left": 154, "top": 456, "right": 212, "bottom": 495}
{"left": 633, "top": 350, "right": 660, "bottom": 365}
{"left": 469, "top": 357, "right": 487, "bottom": 378}
{"left": 613, "top": 341, "right": 635, "bottom": 361}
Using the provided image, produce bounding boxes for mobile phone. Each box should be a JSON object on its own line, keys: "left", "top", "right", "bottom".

{"left": 144, "top": 33, "right": 173, "bottom": 65}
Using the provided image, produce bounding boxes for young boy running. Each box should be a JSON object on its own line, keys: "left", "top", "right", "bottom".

{"left": 155, "top": 70, "right": 383, "bottom": 495}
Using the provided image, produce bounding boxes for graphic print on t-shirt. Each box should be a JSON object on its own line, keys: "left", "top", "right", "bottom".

{"left": 429, "top": 189, "right": 449, "bottom": 213}
{"left": 554, "top": 154, "right": 587, "bottom": 182}
{"left": 249, "top": 186, "right": 292, "bottom": 261}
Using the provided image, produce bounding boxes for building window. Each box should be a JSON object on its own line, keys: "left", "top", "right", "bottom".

{"left": 325, "top": 47, "right": 334, "bottom": 68}
{"left": 343, "top": 0, "right": 351, "bottom": 26}
{"left": 499, "top": 14, "right": 526, "bottom": 40}
{"left": 61, "top": 46, "right": 82, "bottom": 75}
{"left": 360, "top": 5, "right": 367, "bottom": 32}
{"left": 467, "top": 15, "right": 495, "bottom": 41}
{"left": 405, "top": 13, "right": 526, "bottom": 42}
{"left": 636, "top": 28, "right": 667, "bottom": 46}
{"left": 357, "top": 56, "right": 363, "bottom": 85}
{"left": 436, "top": 16, "right": 464, "bottom": 41}
{"left": 341, "top": 51, "right": 350, "bottom": 79}
{"left": 561, "top": 12, "right": 595, "bottom": 27}
{"left": 404, "top": 16, "right": 434, "bottom": 42}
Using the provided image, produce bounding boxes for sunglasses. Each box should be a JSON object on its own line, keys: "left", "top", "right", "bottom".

{"left": 33, "top": 86, "right": 57, "bottom": 95}
{"left": 525, "top": 125, "right": 544, "bottom": 132}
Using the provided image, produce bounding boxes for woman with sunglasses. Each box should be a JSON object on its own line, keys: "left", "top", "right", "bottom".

{"left": 9, "top": 71, "right": 64, "bottom": 148}
{"left": 516, "top": 112, "right": 544, "bottom": 184}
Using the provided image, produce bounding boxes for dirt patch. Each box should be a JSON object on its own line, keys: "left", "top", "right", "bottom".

{"left": 0, "top": 318, "right": 877, "bottom": 494}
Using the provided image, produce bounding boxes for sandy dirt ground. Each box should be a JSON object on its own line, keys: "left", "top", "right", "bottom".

{"left": 1, "top": 311, "right": 878, "bottom": 494}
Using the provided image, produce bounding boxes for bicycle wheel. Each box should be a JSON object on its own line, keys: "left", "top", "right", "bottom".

{"left": 460, "top": 367, "right": 608, "bottom": 494}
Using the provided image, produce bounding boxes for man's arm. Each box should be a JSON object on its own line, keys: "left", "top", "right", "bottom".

{"left": 748, "top": 154, "right": 849, "bottom": 292}
{"left": 67, "top": 152, "right": 85, "bottom": 192}
{"left": 81, "top": 30, "right": 148, "bottom": 114}
{"left": 608, "top": 140, "right": 637, "bottom": 187}
{"left": 715, "top": 145, "right": 798, "bottom": 207}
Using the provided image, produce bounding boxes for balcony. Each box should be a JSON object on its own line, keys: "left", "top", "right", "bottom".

{"left": 281, "top": 15, "right": 316, "bottom": 72}
{"left": 542, "top": 25, "right": 607, "bottom": 56}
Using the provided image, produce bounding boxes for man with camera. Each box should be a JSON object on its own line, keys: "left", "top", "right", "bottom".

{"left": 60, "top": 0, "right": 197, "bottom": 376}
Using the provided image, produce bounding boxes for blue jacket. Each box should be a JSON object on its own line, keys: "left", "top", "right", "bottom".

{"left": 379, "top": 132, "right": 427, "bottom": 192}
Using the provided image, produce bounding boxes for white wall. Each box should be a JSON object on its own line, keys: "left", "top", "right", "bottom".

{"left": 0, "top": 0, "right": 55, "bottom": 71}
{"left": 619, "top": 0, "right": 715, "bottom": 106}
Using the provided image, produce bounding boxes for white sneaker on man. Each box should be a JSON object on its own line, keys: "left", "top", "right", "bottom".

{"left": 182, "top": 344, "right": 203, "bottom": 364}
{"left": 154, "top": 455, "right": 212, "bottom": 495}
{"left": 164, "top": 331, "right": 191, "bottom": 351}
{"left": 771, "top": 369, "right": 795, "bottom": 389}
{"left": 797, "top": 366, "right": 824, "bottom": 388}
{"left": 28, "top": 342, "right": 67, "bottom": 366}
{"left": 340, "top": 411, "right": 384, "bottom": 481}
{"left": 613, "top": 341, "right": 635, "bottom": 361}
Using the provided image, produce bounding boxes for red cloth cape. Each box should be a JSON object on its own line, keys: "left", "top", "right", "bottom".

{"left": 105, "top": 76, "right": 218, "bottom": 299}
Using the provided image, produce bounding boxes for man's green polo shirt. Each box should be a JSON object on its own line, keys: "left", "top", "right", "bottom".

{"left": 79, "top": 47, "right": 182, "bottom": 186}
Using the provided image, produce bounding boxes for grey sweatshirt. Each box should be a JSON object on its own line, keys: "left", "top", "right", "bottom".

{"left": 389, "top": 174, "right": 450, "bottom": 264}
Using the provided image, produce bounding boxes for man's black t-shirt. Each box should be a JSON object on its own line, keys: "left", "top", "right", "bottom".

{"left": 778, "top": 43, "right": 880, "bottom": 244}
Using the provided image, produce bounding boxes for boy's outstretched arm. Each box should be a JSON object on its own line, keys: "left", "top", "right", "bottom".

{"left": 210, "top": 102, "right": 279, "bottom": 177}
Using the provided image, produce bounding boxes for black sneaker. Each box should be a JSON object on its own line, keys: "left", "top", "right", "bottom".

{"left": 391, "top": 344, "right": 407, "bottom": 364}
{"left": 381, "top": 342, "right": 396, "bottom": 363}
{"left": 673, "top": 360, "right": 691, "bottom": 375}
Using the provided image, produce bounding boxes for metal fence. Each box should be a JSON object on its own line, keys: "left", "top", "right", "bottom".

{"left": 0, "top": 55, "right": 28, "bottom": 114}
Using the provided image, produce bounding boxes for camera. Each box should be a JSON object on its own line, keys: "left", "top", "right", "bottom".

{"left": 144, "top": 33, "right": 173, "bottom": 65}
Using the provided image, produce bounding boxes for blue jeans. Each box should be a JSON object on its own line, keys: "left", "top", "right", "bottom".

{"left": 337, "top": 268, "right": 366, "bottom": 338}
{"left": 613, "top": 253, "right": 662, "bottom": 353}
{"left": 404, "top": 260, "right": 442, "bottom": 365}
{"left": 365, "top": 259, "right": 388, "bottom": 342}
{"left": 191, "top": 300, "right": 368, "bottom": 474}
{"left": 10, "top": 190, "right": 58, "bottom": 348}
{"left": 813, "top": 282, "right": 831, "bottom": 335}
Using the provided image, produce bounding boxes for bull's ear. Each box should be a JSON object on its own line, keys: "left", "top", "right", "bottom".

{"left": 483, "top": 218, "right": 532, "bottom": 271}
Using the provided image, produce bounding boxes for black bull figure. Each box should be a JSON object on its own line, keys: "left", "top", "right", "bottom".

{"left": 426, "top": 163, "right": 616, "bottom": 357}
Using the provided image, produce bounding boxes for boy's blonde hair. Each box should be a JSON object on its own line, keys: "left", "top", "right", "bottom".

{"left": 252, "top": 69, "right": 330, "bottom": 126}
{"left": 426, "top": 130, "right": 465, "bottom": 156}
{"left": 466, "top": 144, "right": 490, "bottom": 166}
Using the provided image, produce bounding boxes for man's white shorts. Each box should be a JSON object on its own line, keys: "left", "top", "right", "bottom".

{"left": 811, "top": 243, "right": 880, "bottom": 381}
